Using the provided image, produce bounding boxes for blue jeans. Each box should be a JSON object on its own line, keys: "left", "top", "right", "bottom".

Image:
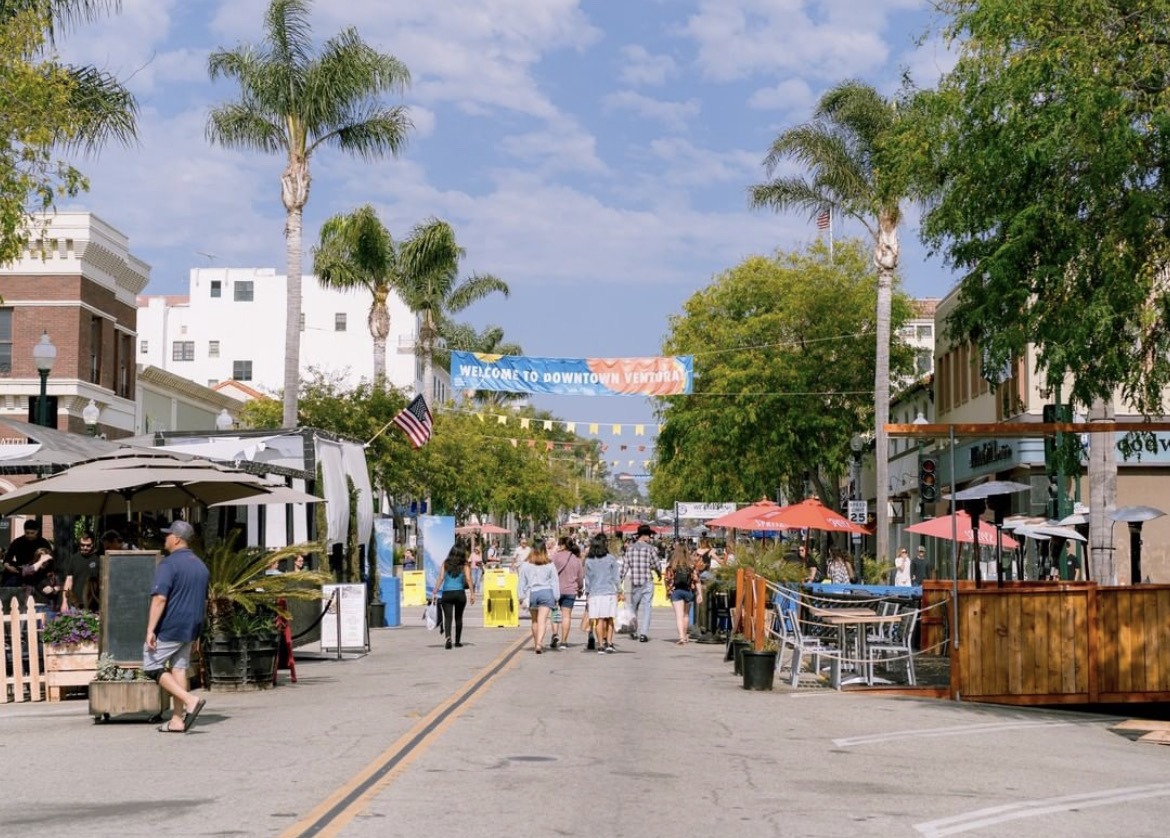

{"left": 630, "top": 582, "right": 654, "bottom": 636}
{"left": 471, "top": 566, "right": 482, "bottom": 593}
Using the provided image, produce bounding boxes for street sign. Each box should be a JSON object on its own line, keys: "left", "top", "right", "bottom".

{"left": 847, "top": 500, "right": 867, "bottom": 524}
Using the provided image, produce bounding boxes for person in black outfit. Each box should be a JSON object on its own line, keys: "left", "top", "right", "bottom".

{"left": 2, "top": 520, "right": 53, "bottom": 587}
{"left": 431, "top": 545, "right": 475, "bottom": 649}
{"left": 910, "top": 546, "right": 929, "bottom": 586}
{"left": 63, "top": 531, "right": 101, "bottom": 612}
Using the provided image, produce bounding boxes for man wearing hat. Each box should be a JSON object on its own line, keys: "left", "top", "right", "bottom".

{"left": 145, "top": 520, "right": 210, "bottom": 734}
{"left": 620, "top": 524, "right": 662, "bottom": 642}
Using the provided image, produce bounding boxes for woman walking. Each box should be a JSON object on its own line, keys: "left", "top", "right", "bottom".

{"left": 518, "top": 538, "right": 559, "bottom": 653}
{"left": 666, "top": 543, "right": 700, "bottom": 644}
{"left": 550, "top": 537, "right": 584, "bottom": 650}
{"left": 432, "top": 545, "right": 475, "bottom": 649}
{"left": 469, "top": 542, "right": 484, "bottom": 593}
{"left": 582, "top": 534, "right": 621, "bottom": 654}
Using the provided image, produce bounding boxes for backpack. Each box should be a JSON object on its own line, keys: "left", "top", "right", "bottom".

{"left": 673, "top": 564, "right": 692, "bottom": 590}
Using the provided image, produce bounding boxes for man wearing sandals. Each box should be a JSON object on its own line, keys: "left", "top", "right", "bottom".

{"left": 145, "top": 520, "right": 209, "bottom": 734}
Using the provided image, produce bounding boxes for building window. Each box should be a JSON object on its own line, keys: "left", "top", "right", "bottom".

{"left": 232, "top": 360, "right": 252, "bottom": 381}
{"left": 90, "top": 316, "right": 102, "bottom": 384}
{"left": 0, "top": 308, "right": 10, "bottom": 375}
{"left": 917, "top": 324, "right": 933, "bottom": 340}
{"left": 299, "top": 313, "right": 305, "bottom": 332}
{"left": 209, "top": 340, "right": 220, "bottom": 358}
{"left": 335, "top": 313, "right": 347, "bottom": 332}
{"left": 210, "top": 280, "right": 222, "bottom": 298}
{"left": 172, "top": 340, "right": 195, "bottom": 362}
{"left": 234, "top": 281, "right": 254, "bottom": 302}
{"left": 140, "top": 339, "right": 148, "bottom": 355}
{"left": 916, "top": 350, "right": 932, "bottom": 376}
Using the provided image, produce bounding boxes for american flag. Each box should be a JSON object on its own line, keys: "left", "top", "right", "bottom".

{"left": 392, "top": 395, "right": 433, "bottom": 448}
{"left": 816, "top": 209, "right": 831, "bottom": 231}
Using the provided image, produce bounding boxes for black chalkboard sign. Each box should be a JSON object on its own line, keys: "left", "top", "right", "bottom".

{"left": 100, "top": 550, "right": 162, "bottom": 665}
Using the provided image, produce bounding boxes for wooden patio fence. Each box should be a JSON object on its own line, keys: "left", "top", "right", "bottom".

{"left": 737, "top": 573, "right": 1170, "bottom": 705}
{"left": 2, "top": 596, "right": 46, "bottom": 703}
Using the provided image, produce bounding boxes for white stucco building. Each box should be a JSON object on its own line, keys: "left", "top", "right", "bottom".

{"left": 137, "top": 267, "right": 446, "bottom": 401}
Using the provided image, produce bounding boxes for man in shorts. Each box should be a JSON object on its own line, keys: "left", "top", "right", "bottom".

{"left": 145, "top": 520, "right": 210, "bottom": 734}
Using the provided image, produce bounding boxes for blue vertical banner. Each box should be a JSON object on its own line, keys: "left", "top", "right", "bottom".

{"left": 373, "top": 517, "right": 396, "bottom": 577}
{"left": 419, "top": 514, "right": 455, "bottom": 594}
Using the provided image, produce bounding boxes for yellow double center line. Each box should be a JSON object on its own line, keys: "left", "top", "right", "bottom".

{"left": 281, "top": 634, "right": 529, "bottom": 837}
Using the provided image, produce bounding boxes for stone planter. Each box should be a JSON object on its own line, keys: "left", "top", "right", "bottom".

{"left": 44, "top": 641, "right": 99, "bottom": 701}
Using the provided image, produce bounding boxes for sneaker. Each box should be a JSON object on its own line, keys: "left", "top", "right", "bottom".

{"left": 454, "top": 642, "right": 463, "bottom": 648}
{"left": 638, "top": 634, "right": 650, "bottom": 643}
{"left": 550, "top": 636, "right": 560, "bottom": 650}
{"left": 598, "top": 647, "right": 606, "bottom": 655}
{"left": 445, "top": 638, "right": 452, "bottom": 650}
{"left": 604, "top": 644, "right": 616, "bottom": 653}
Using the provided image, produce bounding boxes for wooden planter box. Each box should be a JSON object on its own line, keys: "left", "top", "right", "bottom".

{"left": 44, "top": 641, "right": 99, "bottom": 701}
{"left": 89, "top": 680, "right": 169, "bottom": 723}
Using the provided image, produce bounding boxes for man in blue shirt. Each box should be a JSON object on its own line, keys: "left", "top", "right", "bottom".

{"left": 145, "top": 520, "right": 210, "bottom": 733}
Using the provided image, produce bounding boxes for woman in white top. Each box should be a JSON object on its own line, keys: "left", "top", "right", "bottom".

{"left": 894, "top": 547, "right": 912, "bottom": 587}
{"left": 518, "top": 539, "right": 560, "bottom": 654}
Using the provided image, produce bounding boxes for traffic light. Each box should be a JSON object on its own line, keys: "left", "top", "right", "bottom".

{"left": 918, "top": 456, "right": 938, "bottom": 503}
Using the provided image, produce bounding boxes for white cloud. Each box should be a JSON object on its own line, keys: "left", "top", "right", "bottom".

{"left": 619, "top": 45, "right": 677, "bottom": 87}
{"left": 681, "top": 0, "right": 920, "bottom": 83}
{"left": 498, "top": 121, "right": 607, "bottom": 176}
{"left": 602, "top": 91, "right": 701, "bottom": 132}
{"left": 747, "top": 78, "right": 814, "bottom": 111}
{"left": 646, "top": 139, "right": 761, "bottom": 189}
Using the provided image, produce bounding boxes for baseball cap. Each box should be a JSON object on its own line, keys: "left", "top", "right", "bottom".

{"left": 161, "top": 520, "right": 195, "bottom": 542}
{"left": 23, "top": 521, "right": 39, "bottom": 531}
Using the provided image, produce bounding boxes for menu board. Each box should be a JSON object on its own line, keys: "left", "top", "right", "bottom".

{"left": 320, "top": 584, "right": 368, "bottom": 653}
{"left": 99, "top": 550, "right": 163, "bottom": 665}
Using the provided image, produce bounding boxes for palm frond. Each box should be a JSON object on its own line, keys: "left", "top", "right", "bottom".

{"left": 206, "top": 103, "right": 286, "bottom": 153}
{"left": 446, "top": 272, "right": 510, "bottom": 313}
{"left": 62, "top": 63, "right": 137, "bottom": 151}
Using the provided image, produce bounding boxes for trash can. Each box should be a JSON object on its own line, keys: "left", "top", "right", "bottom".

{"left": 381, "top": 577, "right": 401, "bottom": 627}
{"left": 402, "top": 570, "right": 428, "bottom": 606}
{"left": 483, "top": 569, "right": 519, "bottom": 627}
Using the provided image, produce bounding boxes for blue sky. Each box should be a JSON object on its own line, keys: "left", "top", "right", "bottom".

{"left": 55, "top": 0, "right": 956, "bottom": 471}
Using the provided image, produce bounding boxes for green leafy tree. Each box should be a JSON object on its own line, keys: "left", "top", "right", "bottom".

{"left": 395, "top": 218, "right": 509, "bottom": 403}
{"left": 650, "top": 240, "right": 914, "bottom": 512}
{"left": 206, "top": 0, "right": 411, "bottom": 428}
{"left": 441, "top": 321, "right": 524, "bottom": 407}
{"left": 902, "top": 0, "right": 1170, "bottom": 581}
{"left": 0, "top": 0, "right": 136, "bottom": 266}
{"left": 750, "top": 80, "right": 911, "bottom": 562}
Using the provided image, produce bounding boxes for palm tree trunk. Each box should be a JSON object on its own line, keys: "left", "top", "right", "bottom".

{"left": 1087, "top": 396, "right": 1118, "bottom": 583}
{"left": 873, "top": 221, "right": 897, "bottom": 566}
{"left": 369, "top": 297, "right": 389, "bottom": 388}
{"left": 281, "top": 158, "right": 310, "bottom": 428}
{"left": 421, "top": 311, "right": 435, "bottom": 402}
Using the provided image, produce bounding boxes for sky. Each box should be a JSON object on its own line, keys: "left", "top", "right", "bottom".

{"left": 52, "top": 0, "right": 958, "bottom": 475}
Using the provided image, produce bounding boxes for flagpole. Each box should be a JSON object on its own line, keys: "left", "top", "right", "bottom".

{"left": 828, "top": 209, "right": 834, "bottom": 262}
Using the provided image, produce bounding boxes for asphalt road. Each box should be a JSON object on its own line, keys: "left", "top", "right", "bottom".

{"left": 2, "top": 604, "right": 1169, "bottom": 837}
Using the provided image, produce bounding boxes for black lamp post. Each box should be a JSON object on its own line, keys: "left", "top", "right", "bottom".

{"left": 32, "top": 331, "right": 56, "bottom": 428}
{"left": 850, "top": 434, "right": 864, "bottom": 583}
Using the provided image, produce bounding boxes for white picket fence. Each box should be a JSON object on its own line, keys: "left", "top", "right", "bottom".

{"left": 1, "top": 596, "right": 46, "bottom": 703}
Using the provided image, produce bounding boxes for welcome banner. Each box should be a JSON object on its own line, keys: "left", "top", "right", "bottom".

{"left": 451, "top": 351, "right": 693, "bottom": 397}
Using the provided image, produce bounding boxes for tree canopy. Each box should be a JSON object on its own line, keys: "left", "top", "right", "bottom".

{"left": 0, "top": 0, "right": 136, "bottom": 266}
{"left": 649, "top": 240, "right": 914, "bottom": 509}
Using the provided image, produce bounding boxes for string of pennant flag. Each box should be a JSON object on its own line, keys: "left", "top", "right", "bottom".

{"left": 436, "top": 405, "right": 661, "bottom": 437}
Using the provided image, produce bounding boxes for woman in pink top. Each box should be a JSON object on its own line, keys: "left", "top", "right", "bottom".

{"left": 549, "top": 536, "right": 584, "bottom": 649}
{"left": 469, "top": 543, "right": 484, "bottom": 593}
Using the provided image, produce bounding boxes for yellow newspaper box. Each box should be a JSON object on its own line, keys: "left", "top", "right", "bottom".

{"left": 653, "top": 575, "right": 670, "bottom": 607}
{"left": 483, "top": 569, "right": 519, "bottom": 627}
{"left": 402, "top": 570, "right": 428, "bottom": 606}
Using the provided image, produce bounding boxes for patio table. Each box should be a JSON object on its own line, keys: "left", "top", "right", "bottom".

{"left": 818, "top": 610, "right": 904, "bottom": 689}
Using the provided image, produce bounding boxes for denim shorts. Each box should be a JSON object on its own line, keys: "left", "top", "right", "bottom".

{"left": 527, "top": 589, "right": 555, "bottom": 609}
{"left": 557, "top": 595, "right": 576, "bottom": 610}
{"left": 669, "top": 589, "right": 695, "bottom": 603}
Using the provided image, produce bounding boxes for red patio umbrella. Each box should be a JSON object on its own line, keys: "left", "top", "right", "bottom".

{"left": 455, "top": 523, "right": 510, "bottom": 535}
{"left": 706, "top": 499, "right": 788, "bottom": 530}
{"left": 905, "top": 512, "right": 1019, "bottom": 549}
{"left": 756, "top": 498, "right": 870, "bottom": 535}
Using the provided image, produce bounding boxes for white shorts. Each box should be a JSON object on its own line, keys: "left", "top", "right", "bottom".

{"left": 587, "top": 594, "right": 617, "bottom": 619}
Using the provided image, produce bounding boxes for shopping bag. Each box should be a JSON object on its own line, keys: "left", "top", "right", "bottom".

{"left": 579, "top": 609, "right": 591, "bottom": 632}
{"left": 616, "top": 604, "right": 635, "bottom": 632}
{"left": 424, "top": 600, "right": 439, "bottom": 631}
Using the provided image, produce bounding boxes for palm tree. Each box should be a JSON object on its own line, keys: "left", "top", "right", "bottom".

{"left": 397, "top": 219, "right": 510, "bottom": 404}
{"left": 206, "top": 0, "right": 411, "bottom": 428}
{"left": 749, "top": 80, "right": 905, "bottom": 566}
{"left": 312, "top": 204, "right": 398, "bottom": 387}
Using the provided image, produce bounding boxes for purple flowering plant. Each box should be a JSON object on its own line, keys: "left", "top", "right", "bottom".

{"left": 42, "top": 610, "right": 100, "bottom": 647}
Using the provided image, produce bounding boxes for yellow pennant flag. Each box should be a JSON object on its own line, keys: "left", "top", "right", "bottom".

{"left": 520, "top": 417, "right": 530, "bottom": 430}
{"left": 543, "top": 420, "right": 553, "bottom": 431}
{"left": 612, "top": 424, "right": 622, "bottom": 436}
{"left": 589, "top": 423, "right": 599, "bottom": 434}
{"left": 634, "top": 424, "right": 645, "bottom": 436}
{"left": 497, "top": 414, "right": 507, "bottom": 425}
{"left": 566, "top": 422, "right": 576, "bottom": 433}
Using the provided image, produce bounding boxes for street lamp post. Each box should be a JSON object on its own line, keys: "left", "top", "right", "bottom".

{"left": 850, "top": 434, "right": 864, "bottom": 583}
{"left": 82, "top": 399, "right": 101, "bottom": 436}
{"left": 31, "top": 331, "right": 57, "bottom": 428}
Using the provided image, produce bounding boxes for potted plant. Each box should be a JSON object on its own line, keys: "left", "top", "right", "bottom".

{"left": 741, "top": 638, "right": 780, "bottom": 691}
{"left": 42, "top": 610, "right": 100, "bottom": 701}
{"left": 203, "top": 536, "right": 331, "bottom": 690}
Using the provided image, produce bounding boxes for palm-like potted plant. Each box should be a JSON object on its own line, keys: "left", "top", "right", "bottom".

{"left": 203, "top": 536, "right": 332, "bottom": 689}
